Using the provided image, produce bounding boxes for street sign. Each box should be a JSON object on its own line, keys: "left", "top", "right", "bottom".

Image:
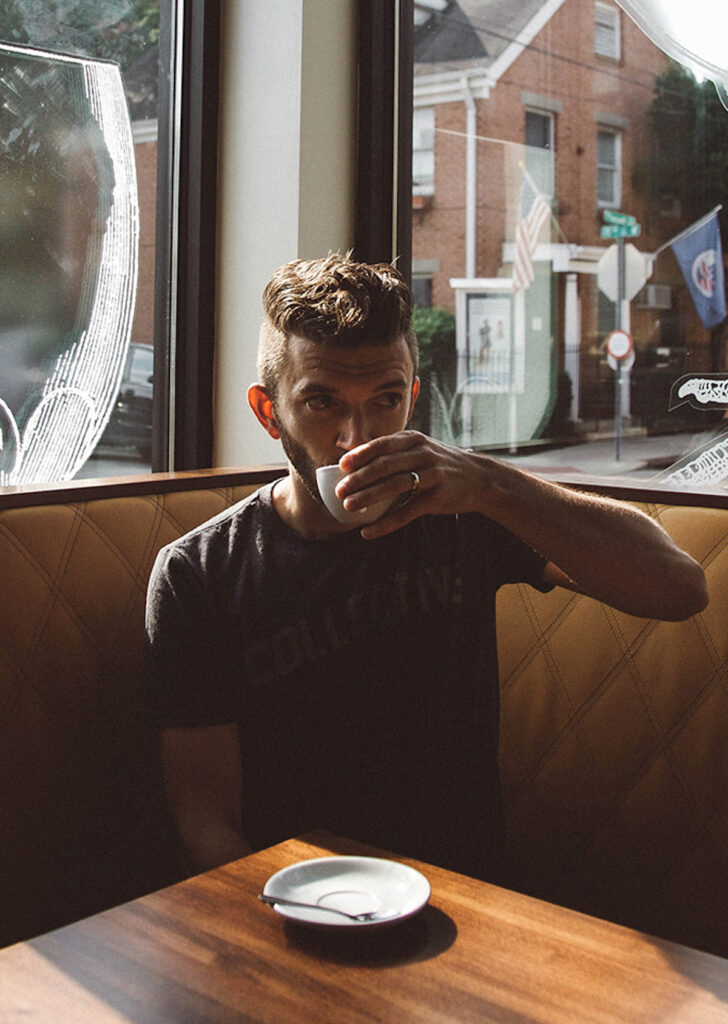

{"left": 597, "top": 243, "right": 649, "bottom": 302}
{"left": 606, "top": 329, "right": 633, "bottom": 362}
{"left": 603, "top": 210, "right": 637, "bottom": 226}
{"left": 600, "top": 223, "right": 641, "bottom": 239}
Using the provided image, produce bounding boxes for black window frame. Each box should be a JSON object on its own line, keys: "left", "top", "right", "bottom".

{"left": 153, "top": 0, "right": 220, "bottom": 472}
{"left": 355, "top": 0, "right": 414, "bottom": 282}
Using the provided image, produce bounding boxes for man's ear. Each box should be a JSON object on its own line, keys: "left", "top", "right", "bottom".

{"left": 407, "top": 376, "right": 421, "bottom": 423}
{"left": 247, "top": 384, "right": 280, "bottom": 440}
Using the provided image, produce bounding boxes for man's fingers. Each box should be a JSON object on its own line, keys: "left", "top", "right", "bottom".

{"left": 339, "top": 430, "right": 423, "bottom": 473}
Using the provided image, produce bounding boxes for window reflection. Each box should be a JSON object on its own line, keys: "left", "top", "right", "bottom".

{"left": 412, "top": 0, "right": 728, "bottom": 490}
{"left": 0, "top": 3, "right": 161, "bottom": 485}
{"left": 0, "top": 43, "right": 138, "bottom": 485}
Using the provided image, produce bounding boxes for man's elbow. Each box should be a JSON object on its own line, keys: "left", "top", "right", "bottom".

{"left": 662, "top": 558, "right": 709, "bottom": 621}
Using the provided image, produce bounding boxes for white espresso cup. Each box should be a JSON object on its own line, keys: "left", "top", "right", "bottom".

{"left": 315, "top": 464, "right": 395, "bottom": 525}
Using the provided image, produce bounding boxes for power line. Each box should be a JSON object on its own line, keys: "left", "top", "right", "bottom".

{"left": 416, "top": 8, "right": 673, "bottom": 99}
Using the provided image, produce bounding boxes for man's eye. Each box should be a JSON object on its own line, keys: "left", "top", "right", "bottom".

{"left": 376, "top": 393, "right": 403, "bottom": 408}
{"left": 306, "top": 395, "right": 335, "bottom": 411}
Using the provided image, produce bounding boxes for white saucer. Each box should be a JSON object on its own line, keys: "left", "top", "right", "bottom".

{"left": 262, "top": 855, "right": 431, "bottom": 929}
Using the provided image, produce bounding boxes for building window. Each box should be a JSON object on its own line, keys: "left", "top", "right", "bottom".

{"left": 525, "top": 110, "right": 555, "bottom": 197}
{"left": 525, "top": 110, "right": 554, "bottom": 151}
{"left": 412, "top": 276, "right": 433, "bottom": 308}
{"left": 597, "top": 127, "right": 621, "bottom": 207}
{"left": 595, "top": 3, "right": 620, "bottom": 60}
{"left": 413, "top": 106, "right": 435, "bottom": 195}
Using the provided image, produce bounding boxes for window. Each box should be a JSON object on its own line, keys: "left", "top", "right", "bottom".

{"left": 413, "top": 106, "right": 435, "bottom": 195}
{"left": 595, "top": 3, "right": 620, "bottom": 59}
{"left": 525, "top": 110, "right": 554, "bottom": 151}
{"left": 412, "top": 276, "right": 433, "bottom": 307}
{"left": 525, "top": 109, "right": 556, "bottom": 195}
{"left": 409, "top": 0, "right": 728, "bottom": 495}
{"left": 0, "top": 2, "right": 217, "bottom": 486}
{"left": 597, "top": 127, "right": 621, "bottom": 207}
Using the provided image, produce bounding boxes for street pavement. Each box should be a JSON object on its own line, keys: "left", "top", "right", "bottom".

{"left": 75, "top": 428, "right": 728, "bottom": 491}
{"left": 498, "top": 427, "right": 727, "bottom": 487}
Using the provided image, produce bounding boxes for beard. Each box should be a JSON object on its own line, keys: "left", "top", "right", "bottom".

{"left": 276, "top": 419, "right": 325, "bottom": 504}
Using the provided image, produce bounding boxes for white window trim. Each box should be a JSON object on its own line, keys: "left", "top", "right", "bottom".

{"left": 413, "top": 105, "right": 435, "bottom": 196}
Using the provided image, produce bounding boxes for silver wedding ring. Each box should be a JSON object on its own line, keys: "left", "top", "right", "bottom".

{"left": 400, "top": 470, "right": 420, "bottom": 507}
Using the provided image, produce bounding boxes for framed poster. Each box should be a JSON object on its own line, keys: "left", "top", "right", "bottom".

{"left": 462, "top": 293, "right": 521, "bottom": 393}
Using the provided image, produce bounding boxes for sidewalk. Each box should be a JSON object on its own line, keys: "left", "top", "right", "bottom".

{"left": 498, "top": 428, "right": 723, "bottom": 485}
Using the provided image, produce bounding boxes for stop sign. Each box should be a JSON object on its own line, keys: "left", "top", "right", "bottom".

{"left": 597, "top": 243, "right": 649, "bottom": 302}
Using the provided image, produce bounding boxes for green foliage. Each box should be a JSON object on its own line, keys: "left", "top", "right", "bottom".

{"left": 0, "top": 0, "right": 159, "bottom": 70}
{"left": 412, "top": 306, "right": 456, "bottom": 356}
{"left": 410, "top": 307, "right": 457, "bottom": 434}
{"left": 634, "top": 61, "right": 728, "bottom": 224}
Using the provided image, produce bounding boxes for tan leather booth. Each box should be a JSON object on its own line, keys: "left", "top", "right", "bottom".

{"left": 498, "top": 499, "right": 728, "bottom": 958}
{"left": 0, "top": 469, "right": 280, "bottom": 948}
{"left": 1, "top": 470, "right": 726, "bottom": 958}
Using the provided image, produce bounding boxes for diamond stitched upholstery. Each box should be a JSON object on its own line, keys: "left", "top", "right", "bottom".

{"left": 0, "top": 483, "right": 724, "bottom": 958}
{"left": 0, "top": 482, "right": 261, "bottom": 946}
{"left": 498, "top": 502, "right": 728, "bottom": 957}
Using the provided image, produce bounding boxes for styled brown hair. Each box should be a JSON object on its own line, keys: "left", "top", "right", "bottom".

{"left": 258, "top": 252, "right": 419, "bottom": 395}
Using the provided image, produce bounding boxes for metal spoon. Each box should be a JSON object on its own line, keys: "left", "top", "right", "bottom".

{"left": 258, "top": 892, "right": 394, "bottom": 922}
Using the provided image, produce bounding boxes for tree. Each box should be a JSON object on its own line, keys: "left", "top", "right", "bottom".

{"left": 634, "top": 62, "right": 728, "bottom": 370}
{"left": 634, "top": 62, "right": 728, "bottom": 227}
{"left": 411, "top": 307, "right": 457, "bottom": 434}
{"left": 0, "top": 1, "right": 159, "bottom": 72}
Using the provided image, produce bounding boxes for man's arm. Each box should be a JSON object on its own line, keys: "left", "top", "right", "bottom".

{"left": 337, "top": 432, "right": 708, "bottom": 621}
{"left": 161, "top": 723, "right": 251, "bottom": 873}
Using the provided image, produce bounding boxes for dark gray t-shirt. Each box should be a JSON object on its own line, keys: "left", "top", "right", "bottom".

{"left": 141, "top": 482, "right": 548, "bottom": 879}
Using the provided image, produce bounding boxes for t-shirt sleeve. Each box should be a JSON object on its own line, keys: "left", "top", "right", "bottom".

{"left": 467, "top": 513, "right": 554, "bottom": 593}
{"left": 139, "top": 543, "right": 239, "bottom": 727}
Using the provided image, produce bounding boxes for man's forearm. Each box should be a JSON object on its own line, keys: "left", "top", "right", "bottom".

{"left": 338, "top": 431, "right": 708, "bottom": 620}
{"left": 476, "top": 454, "right": 708, "bottom": 620}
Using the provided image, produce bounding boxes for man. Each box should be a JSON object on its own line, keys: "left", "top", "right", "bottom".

{"left": 142, "top": 253, "right": 707, "bottom": 881}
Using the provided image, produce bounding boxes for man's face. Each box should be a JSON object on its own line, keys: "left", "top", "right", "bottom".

{"left": 271, "top": 335, "right": 418, "bottom": 501}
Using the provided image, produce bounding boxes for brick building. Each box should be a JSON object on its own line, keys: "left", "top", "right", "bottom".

{"left": 412, "top": 0, "right": 714, "bottom": 440}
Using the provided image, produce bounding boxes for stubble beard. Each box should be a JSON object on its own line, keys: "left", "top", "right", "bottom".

{"left": 276, "top": 419, "right": 326, "bottom": 505}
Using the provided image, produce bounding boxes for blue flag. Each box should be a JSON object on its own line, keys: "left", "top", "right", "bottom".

{"left": 671, "top": 212, "right": 726, "bottom": 328}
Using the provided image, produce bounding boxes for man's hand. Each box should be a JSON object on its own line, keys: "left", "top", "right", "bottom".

{"left": 337, "top": 431, "right": 708, "bottom": 621}
{"left": 337, "top": 430, "right": 483, "bottom": 538}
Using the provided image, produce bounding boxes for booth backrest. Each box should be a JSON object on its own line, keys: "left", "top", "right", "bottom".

{"left": 497, "top": 500, "right": 728, "bottom": 958}
{"left": 0, "top": 470, "right": 280, "bottom": 947}
{"left": 1, "top": 471, "right": 726, "bottom": 958}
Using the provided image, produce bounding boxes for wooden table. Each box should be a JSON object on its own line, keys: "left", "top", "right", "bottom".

{"left": 2, "top": 832, "right": 727, "bottom": 1023}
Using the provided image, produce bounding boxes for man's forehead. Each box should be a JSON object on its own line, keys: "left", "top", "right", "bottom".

{"left": 285, "top": 334, "right": 414, "bottom": 381}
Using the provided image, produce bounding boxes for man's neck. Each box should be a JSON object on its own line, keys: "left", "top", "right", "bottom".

{"left": 272, "top": 473, "right": 354, "bottom": 540}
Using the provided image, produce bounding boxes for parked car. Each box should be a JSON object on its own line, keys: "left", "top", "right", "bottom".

{"left": 99, "top": 342, "right": 153, "bottom": 460}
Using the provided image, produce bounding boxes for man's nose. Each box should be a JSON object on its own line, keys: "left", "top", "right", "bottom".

{"left": 336, "top": 411, "right": 372, "bottom": 451}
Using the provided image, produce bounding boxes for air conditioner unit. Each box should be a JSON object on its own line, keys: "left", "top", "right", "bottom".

{"left": 635, "top": 284, "right": 672, "bottom": 309}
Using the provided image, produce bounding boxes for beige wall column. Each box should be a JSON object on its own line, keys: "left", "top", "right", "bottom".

{"left": 215, "top": 0, "right": 357, "bottom": 467}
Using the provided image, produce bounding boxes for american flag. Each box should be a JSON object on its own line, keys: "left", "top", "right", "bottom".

{"left": 512, "top": 171, "right": 551, "bottom": 290}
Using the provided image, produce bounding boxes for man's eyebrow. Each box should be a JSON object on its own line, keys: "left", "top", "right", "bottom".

{"left": 296, "top": 382, "right": 338, "bottom": 395}
{"left": 294, "top": 377, "right": 408, "bottom": 395}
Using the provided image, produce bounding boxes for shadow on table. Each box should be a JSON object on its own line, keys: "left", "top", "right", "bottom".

{"left": 284, "top": 904, "right": 456, "bottom": 966}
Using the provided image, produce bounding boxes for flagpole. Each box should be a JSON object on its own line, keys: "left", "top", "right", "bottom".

{"left": 652, "top": 204, "right": 723, "bottom": 257}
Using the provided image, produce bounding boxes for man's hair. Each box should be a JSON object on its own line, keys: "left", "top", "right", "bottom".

{"left": 258, "top": 252, "right": 419, "bottom": 395}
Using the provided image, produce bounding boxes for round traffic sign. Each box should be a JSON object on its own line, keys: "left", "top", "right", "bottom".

{"left": 605, "top": 330, "right": 633, "bottom": 360}
{"left": 606, "top": 330, "right": 635, "bottom": 372}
